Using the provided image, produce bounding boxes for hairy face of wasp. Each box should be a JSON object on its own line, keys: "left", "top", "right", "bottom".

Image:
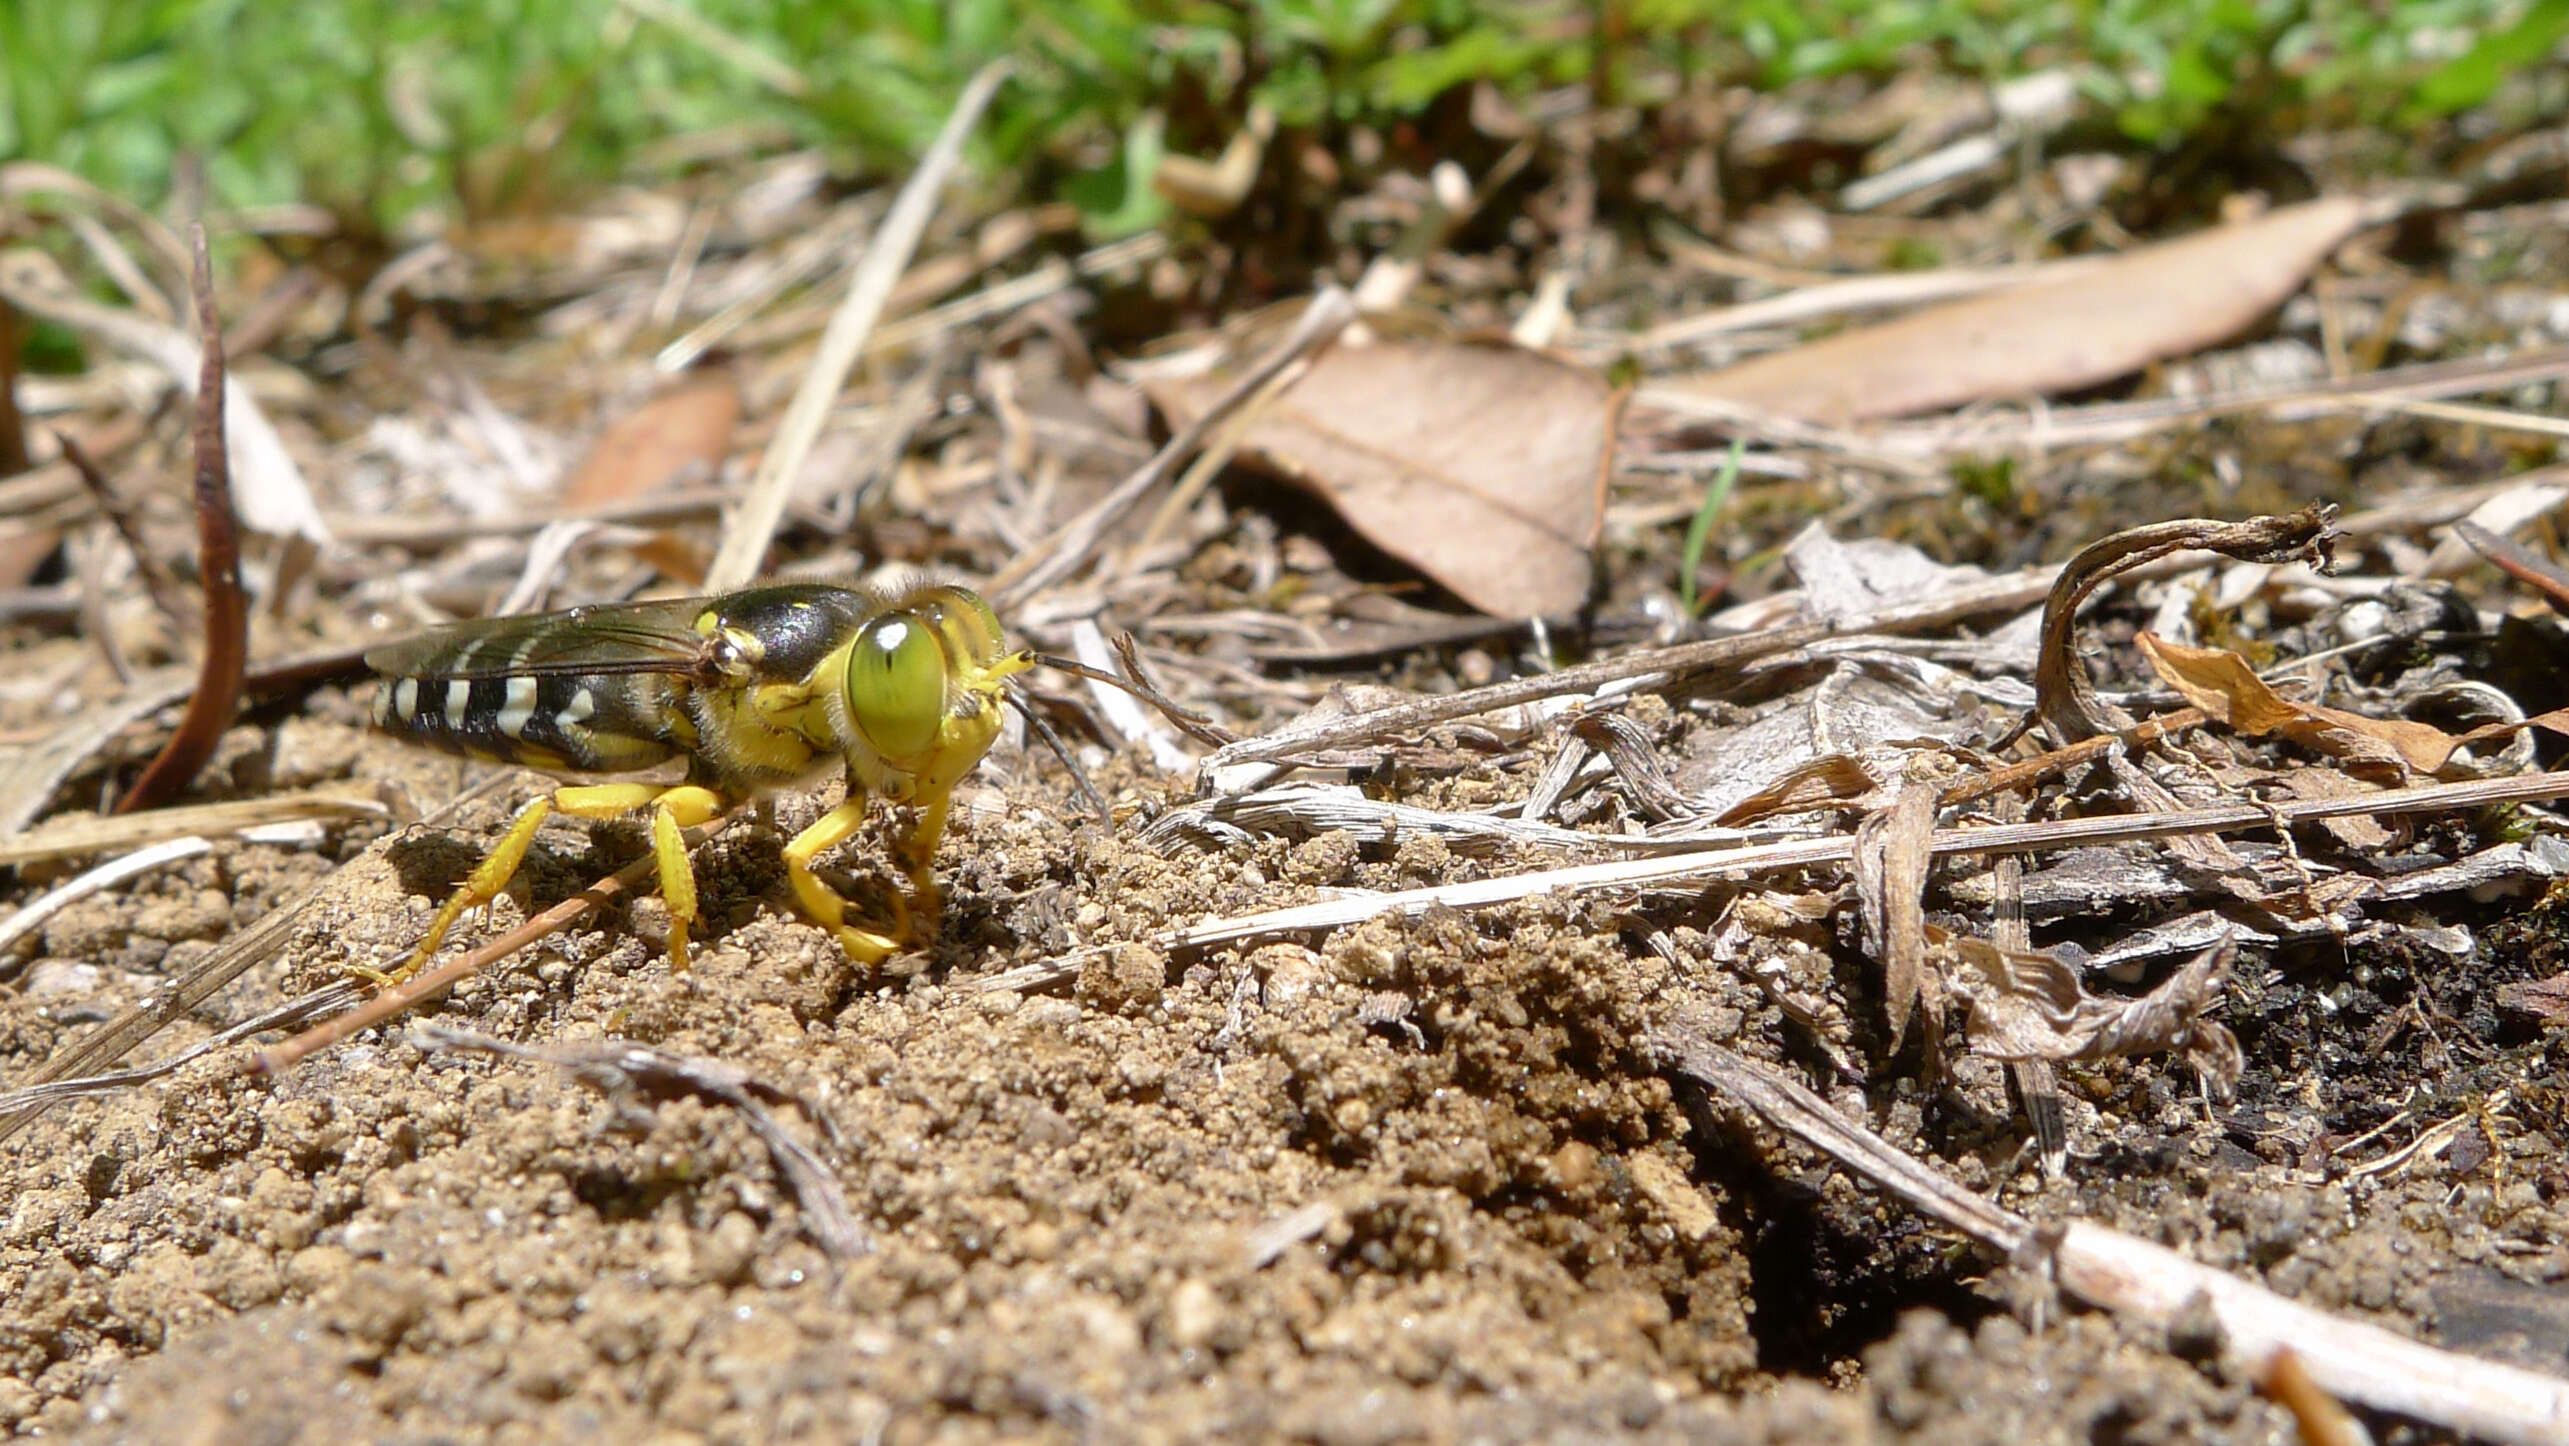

{"left": 840, "top": 586, "right": 1011, "bottom": 765}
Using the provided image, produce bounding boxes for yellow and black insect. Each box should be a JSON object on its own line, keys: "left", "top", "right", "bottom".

{"left": 364, "top": 581, "right": 1030, "bottom": 977}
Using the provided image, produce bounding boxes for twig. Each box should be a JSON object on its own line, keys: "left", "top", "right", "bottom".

{"left": 1662, "top": 1040, "right": 2569, "bottom": 1445}
{"left": 986, "top": 287, "right": 1359, "bottom": 609}
{"left": 701, "top": 59, "right": 1010, "bottom": 593}
{"left": 0, "top": 984, "right": 356, "bottom": 1122}
{"left": 0, "top": 836, "right": 211, "bottom": 958}
{"left": 117, "top": 227, "right": 247, "bottom": 814}
{"left": 0, "top": 774, "right": 515, "bottom": 1145}
{"left": 53, "top": 429, "right": 197, "bottom": 631}
{"left": 408, "top": 1026, "right": 869, "bottom": 1258}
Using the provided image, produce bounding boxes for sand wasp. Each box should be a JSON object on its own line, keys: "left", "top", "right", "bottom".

{"left": 364, "top": 581, "right": 1030, "bottom": 977}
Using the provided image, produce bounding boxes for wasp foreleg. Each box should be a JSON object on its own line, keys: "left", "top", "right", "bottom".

{"left": 780, "top": 793, "right": 910, "bottom": 964}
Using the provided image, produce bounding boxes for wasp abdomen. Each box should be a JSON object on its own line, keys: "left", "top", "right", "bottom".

{"left": 371, "top": 672, "right": 675, "bottom": 773}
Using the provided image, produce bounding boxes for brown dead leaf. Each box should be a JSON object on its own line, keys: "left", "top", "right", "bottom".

{"left": 1147, "top": 337, "right": 1618, "bottom": 617}
{"left": 560, "top": 377, "right": 740, "bottom": 507}
{"left": 2497, "top": 973, "right": 2569, "bottom": 1028}
{"left": 2136, "top": 632, "right": 2460, "bottom": 777}
{"left": 1710, "top": 754, "right": 1880, "bottom": 825}
{"left": 1663, "top": 196, "right": 2380, "bottom": 425}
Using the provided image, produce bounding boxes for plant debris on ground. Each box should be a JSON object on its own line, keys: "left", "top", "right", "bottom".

{"left": 2, "top": 17, "right": 2569, "bottom": 1444}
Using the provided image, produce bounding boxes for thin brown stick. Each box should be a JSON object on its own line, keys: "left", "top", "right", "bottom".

{"left": 1938, "top": 708, "right": 2210, "bottom": 810}
{"left": 0, "top": 298, "right": 27, "bottom": 476}
{"left": 53, "top": 429, "right": 196, "bottom": 631}
{"left": 117, "top": 226, "right": 245, "bottom": 814}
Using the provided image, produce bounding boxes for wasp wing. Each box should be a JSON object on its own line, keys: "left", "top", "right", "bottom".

{"left": 363, "top": 597, "right": 719, "bottom": 682}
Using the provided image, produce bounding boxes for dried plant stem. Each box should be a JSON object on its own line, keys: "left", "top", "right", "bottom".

{"left": 117, "top": 227, "right": 246, "bottom": 814}
{"left": 702, "top": 59, "right": 1009, "bottom": 593}
{"left": 1158, "top": 769, "right": 2569, "bottom": 954}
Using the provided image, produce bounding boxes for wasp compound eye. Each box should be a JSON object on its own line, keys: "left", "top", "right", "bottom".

{"left": 846, "top": 613, "right": 946, "bottom": 759}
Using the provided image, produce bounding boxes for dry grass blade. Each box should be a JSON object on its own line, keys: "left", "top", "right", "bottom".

{"left": 701, "top": 59, "right": 1009, "bottom": 593}
{"left": 1142, "top": 770, "right": 2569, "bottom": 956}
{"left": 0, "top": 836, "right": 211, "bottom": 958}
{"left": 409, "top": 1026, "right": 869, "bottom": 1259}
{"left": 1854, "top": 777, "right": 1938, "bottom": 1047}
{"left": 0, "top": 985, "right": 357, "bottom": 1122}
{"left": 0, "top": 787, "right": 388, "bottom": 868}
{"left": 1661, "top": 1040, "right": 2569, "bottom": 1445}
{"left": 117, "top": 226, "right": 246, "bottom": 815}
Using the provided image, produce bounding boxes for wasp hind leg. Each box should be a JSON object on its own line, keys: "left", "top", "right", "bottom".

{"left": 376, "top": 783, "right": 723, "bottom": 984}
{"left": 367, "top": 795, "right": 558, "bottom": 985}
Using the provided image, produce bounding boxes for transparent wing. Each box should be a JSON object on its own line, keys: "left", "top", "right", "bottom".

{"left": 363, "top": 597, "right": 718, "bottom": 681}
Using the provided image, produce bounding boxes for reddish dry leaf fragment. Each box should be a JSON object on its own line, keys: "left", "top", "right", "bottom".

{"left": 2496, "top": 973, "right": 2569, "bottom": 1028}
{"left": 1664, "top": 196, "right": 2380, "bottom": 425}
{"left": 1148, "top": 337, "right": 1619, "bottom": 617}
{"left": 560, "top": 377, "right": 741, "bottom": 507}
{"left": 2135, "top": 632, "right": 2460, "bottom": 778}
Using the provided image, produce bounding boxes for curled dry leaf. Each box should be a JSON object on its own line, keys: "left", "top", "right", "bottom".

{"left": 560, "top": 376, "right": 741, "bottom": 507}
{"left": 1146, "top": 336, "right": 1620, "bottom": 617}
{"left": 2137, "top": 632, "right": 2463, "bottom": 779}
{"left": 1662, "top": 196, "right": 2382, "bottom": 425}
{"left": 2028, "top": 506, "right": 2339, "bottom": 745}
{"left": 1949, "top": 931, "right": 2243, "bottom": 1097}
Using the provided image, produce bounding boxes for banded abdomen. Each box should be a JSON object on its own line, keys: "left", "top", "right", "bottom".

{"left": 370, "top": 670, "right": 682, "bottom": 773}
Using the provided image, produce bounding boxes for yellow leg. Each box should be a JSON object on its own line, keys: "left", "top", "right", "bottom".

{"left": 377, "top": 796, "right": 554, "bottom": 984}
{"left": 892, "top": 790, "right": 956, "bottom": 937}
{"left": 781, "top": 795, "right": 905, "bottom": 964}
{"left": 382, "top": 784, "right": 725, "bottom": 983}
{"left": 555, "top": 783, "right": 724, "bottom": 973}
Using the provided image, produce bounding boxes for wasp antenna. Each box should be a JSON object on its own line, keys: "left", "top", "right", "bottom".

{"left": 1030, "top": 646, "right": 1238, "bottom": 748}
{"left": 1006, "top": 684, "right": 1112, "bottom": 823}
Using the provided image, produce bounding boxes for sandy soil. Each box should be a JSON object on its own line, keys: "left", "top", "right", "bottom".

{"left": 1, "top": 668, "right": 2562, "bottom": 1445}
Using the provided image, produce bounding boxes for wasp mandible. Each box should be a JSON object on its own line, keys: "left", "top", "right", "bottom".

{"left": 364, "top": 581, "right": 1030, "bottom": 976}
